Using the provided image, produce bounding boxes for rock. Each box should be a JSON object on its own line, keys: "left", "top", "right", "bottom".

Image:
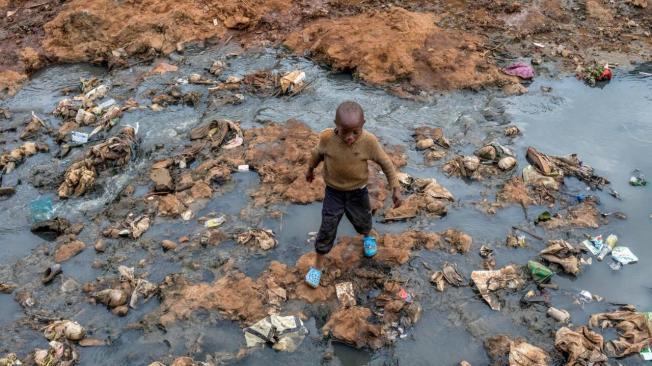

{"left": 63, "top": 321, "right": 86, "bottom": 341}
{"left": 498, "top": 156, "right": 517, "bottom": 171}
{"left": 150, "top": 168, "right": 173, "bottom": 191}
{"left": 94, "top": 239, "right": 106, "bottom": 252}
{"left": 223, "top": 15, "right": 251, "bottom": 29}
{"left": 112, "top": 305, "right": 129, "bottom": 316}
{"left": 161, "top": 240, "right": 178, "bottom": 251}
{"left": 475, "top": 146, "right": 497, "bottom": 161}
{"left": 463, "top": 156, "right": 480, "bottom": 172}
{"left": 503, "top": 83, "right": 528, "bottom": 96}
{"left": 0, "top": 187, "right": 16, "bottom": 197}
{"left": 190, "top": 181, "right": 213, "bottom": 199}
{"left": 416, "top": 138, "right": 434, "bottom": 150}
{"left": 54, "top": 240, "right": 86, "bottom": 263}
{"left": 504, "top": 126, "right": 521, "bottom": 137}
{"left": 158, "top": 194, "right": 185, "bottom": 216}
{"left": 94, "top": 289, "right": 128, "bottom": 308}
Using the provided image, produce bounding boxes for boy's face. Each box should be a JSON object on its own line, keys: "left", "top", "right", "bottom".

{"left": 335, "top": 112, "right": 364, "bottom": 146}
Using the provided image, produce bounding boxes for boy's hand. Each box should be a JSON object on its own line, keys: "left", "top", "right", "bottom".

{"left": 392, "top": 187, "right": 402, "bottom": 208}
{"left": 305, "top": 168, "right": 315, "bottom": 183}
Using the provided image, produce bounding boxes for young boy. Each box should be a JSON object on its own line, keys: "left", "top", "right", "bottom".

{"left": 304, "top": 101, "right": 402, "bottom": 288}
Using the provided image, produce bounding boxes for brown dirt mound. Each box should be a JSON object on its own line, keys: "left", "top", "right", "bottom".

{"left": 41, "top": 0, "right": 290, "bottom": 66}
{"left": 284, "top": 7, "right": 514, "bottom": 91}
{"left": 322, "top": 306, "right": 384, "bottom": 349}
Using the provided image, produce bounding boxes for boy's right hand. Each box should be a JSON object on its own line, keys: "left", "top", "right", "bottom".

{"left": 305, "top": 168, "right": 315, "bottom": 183}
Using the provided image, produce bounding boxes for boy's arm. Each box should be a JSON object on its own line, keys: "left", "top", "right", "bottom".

{"left": 369, "top": 136, "right": 402, "bottom": 207}
{"left": 306, "top": 135, "right": 325, "bottom": 182}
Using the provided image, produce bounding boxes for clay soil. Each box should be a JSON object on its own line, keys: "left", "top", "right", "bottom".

{"left": 1, "top": 0, "right": 651, "bottom": 98}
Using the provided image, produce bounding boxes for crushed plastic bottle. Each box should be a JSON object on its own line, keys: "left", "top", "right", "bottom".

{"left": 29, "top": 196, "right": 53, "bottom": 223}
{"left": 629, "top": 169, "right": 647, "bottom": 186}
{"left": 527, "top": 260, "right": 553, "bottom": 283}
{"left": 597, "top": 234, "right": 617, "bottom": 261}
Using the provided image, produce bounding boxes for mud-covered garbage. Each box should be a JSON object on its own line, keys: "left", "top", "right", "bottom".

{"left": 235, "top": 229, "right": 277, "bottom": 251}
{"left": 629, "top": 169, "right": 647, "bottom": 186}
{"left": 540, "top": 202, "right": 604, "bottom": 229}
{"left": 0, "top": 141, "right": 49, "bottom": 174}
{"left": 554, "top": 326, "right": 608, "bottom": 365}
{"left": 322, "top": 306, "right": 384, "bottom": 349}
{"left": 504, "top": 125, "right": 521, "bottom": 137}
{"left": 54, "top": 239, "right": 86, "bottom": 263}
{"left": 0, "top": 283, "right": 17, "bottom": 294}
{"left": 243, "top": 315, "right": 308, "bottom": 352}
{"left": 102, "top": 214, "right": 150, "bottom": 239}
{"left": 0, "top": 353, "right": 21, "bottom": 366}
{"left": 484, "top": 335, "right": 549, "bottom": 366}
{"left": 577, "top": 63, "right": 612, "bottom": 86}
{"left": 279, "top": 70, "right": 306, "bottom": 94}
{"left": 526, "top": 147, "right": 609, "bottom": 189}
{"left": 471, "top": 265, "right": 524, "bottom": 311}
{"left": 413, "top": 127, "right": 450, "bottom": 164}
{"left": 538, "top": 240, "right": 582, "bottom": 275}
{"left": 33, "top": 340, "right": 79, "bottom": 366}
{"left": 149, "top": 86, "right": 201, "bottom": 109}
{"left": 384, "top": 177, "right": 453, "bottom": 220}
{"left": 548, "top": 307, "right": 571, "bottom": 323}
{"left": 43, "top": 320, "right": 86, "bottom": 342}
{"left": 431, "top": 262, "right": 465, "bottom": 291}
{"left": 335, "top": 282, "right": 356, "bottom": 307}
{"left": 588, "top": 305, "right": 652, "bottom": 358}
{"left": 31, "top": 217, "right": 71, "bottom": 236}
{"left": 58, "top": 126, "right": 137, "bottom": 198}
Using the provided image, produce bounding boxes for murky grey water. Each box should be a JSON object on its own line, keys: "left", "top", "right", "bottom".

{"left": 1, "top": 45, "right": 651, "bottom": 365}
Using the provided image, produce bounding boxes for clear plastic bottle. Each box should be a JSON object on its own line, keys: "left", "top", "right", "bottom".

{"left": 597, "top": 234, "right": 618, "bottom": 261}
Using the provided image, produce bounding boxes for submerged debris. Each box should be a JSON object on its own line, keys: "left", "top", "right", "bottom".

{"left": 244, "top": 315, "right": 308, "bottom": 352}
{"left": 555, "top": 326, "right": 608, "bottom": 365}
{"left": 235, "top": 229, "right": 277, "bottom": 251}
{"left": 471, "top": 265, "right": 525, "bottom": 311}
{"left": 384, "top": 177, "right": 454, "bottom": 221}
{"left": 588, "top": 305, "right": 652, "bottom": 358}
{"left": 538, "top": 240, "right": 582, "bottom": 275}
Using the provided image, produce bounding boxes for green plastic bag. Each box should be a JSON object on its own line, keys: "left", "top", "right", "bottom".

{"left": 528, "top": 260, "right": 553, "bottom": 282}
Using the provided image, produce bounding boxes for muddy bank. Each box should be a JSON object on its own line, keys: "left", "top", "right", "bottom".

{"left": 1, "top": 0, "right": 651, "bottom": 97}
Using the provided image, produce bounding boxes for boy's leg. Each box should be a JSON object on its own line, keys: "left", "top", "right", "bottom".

{"left": 343, "top": 187, "right": 373, "bottom": 236}
{"left": 307, "top": 186, "right": 345, "bottom": 288}
{"left": 344, "top": 187, "right": 376, "bottom": 257}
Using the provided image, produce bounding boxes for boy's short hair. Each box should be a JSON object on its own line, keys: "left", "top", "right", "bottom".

{"left": 336, "top": 101, "right": 364, "bottom": 120}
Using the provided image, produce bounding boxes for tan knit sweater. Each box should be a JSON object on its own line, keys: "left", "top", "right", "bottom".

{"left": 308, "top": 128, "right": 399, "bottom": 191}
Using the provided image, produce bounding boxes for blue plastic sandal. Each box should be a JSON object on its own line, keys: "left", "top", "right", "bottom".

{"left": 305, "top": 267, "right": 322, "bottom": 288}
{"left": 363, "top": 236, "right": 377, "bottom": 257}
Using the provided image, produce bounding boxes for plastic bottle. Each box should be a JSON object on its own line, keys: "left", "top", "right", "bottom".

{"left": 527, "top": 260, "right": 553, "bottom": 283}
{"left": 29, "top": 196, "right": 53, "bottom": 223}
{"left": 597, "top": 234, "right": 618, "bottom": 261}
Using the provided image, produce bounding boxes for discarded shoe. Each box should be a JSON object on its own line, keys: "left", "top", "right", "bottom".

{"left": 363, "top": 236, "right": 377, "bottom": 257}
{"left": 42, "top": 264, "right": 62, "bottom": 285}
{"left": 305, "top": 267, "right": 321, "bottom": 288}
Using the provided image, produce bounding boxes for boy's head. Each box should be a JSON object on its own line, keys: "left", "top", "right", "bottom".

{"left": 334, "top": 101, "right": 365, "bottom": 146}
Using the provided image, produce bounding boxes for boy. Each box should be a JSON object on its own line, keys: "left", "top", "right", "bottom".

{"left": 304, "top": 101, "right": 402, "bottom": 288}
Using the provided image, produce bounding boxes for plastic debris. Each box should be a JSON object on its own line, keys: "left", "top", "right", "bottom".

{"left": 501, "top": 62, "right": 535, "bottom": 79}
{"left": 43, "top": 320, "right": 86, "bottom": 342}
{"left": 71, "top": 131, "right": 89, "bottom": 144}
{"left": 539, "top": 240, "right": 581, "bottom": 275}
{"left": 527, "top": 260, "right": 553, "bottom": 283}
{"left": 582, "top": 235, "right": 603, "bottom": 256}
{"left": 235, "top": 228, "right": 277, "bottom": 250}
{"left": 335, "top": 282, "right": 356, "bottom": 307}
{"left": 629, "top": 169, "right": 647, "bottom": 186}
{"left": 237, "top": 164, "right": 250, "bottom": 171}
{"left": 30, "top": 196, "right": 54, "bottom": 223}
{"left": 578, "top": 290, "right": 593, "bottom": 303}
{"left": 547, "top": 307, "right": 570, "bottom": 323}
{"left": 205, "top": 216, "right": 226, "bottom": 228}
{"left": 279, "top": 70, "right": 306, "bottom": 94}
{"left": 611, "top": 246, "right": 638, "bottom": 264}
{"left": 534, "top": 211, "right": 552, "bottom": 224}
{"left": 471, "top": 265, "right": 524, "bottom": 311}
{"left": 597, "top": 234, "right": 617, "bottom": 261}
{"left": 243, "top": 315, "right": 308, "bottom": 352}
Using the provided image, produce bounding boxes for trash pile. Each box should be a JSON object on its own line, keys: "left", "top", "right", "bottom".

{"left": 484, "top": 335, "right": 549, "bottom": 366}
{"left": 442, "top": 142, "right": 516, "bottom": 180}
{"left": 576, "top": 63, "right": 612, "bottom": 86}
{"left": 0, "top": 141, "right": 49, "bottom": 174}
{"left": 58, "top": 126, "right": 138, "bottom": 198}
{"left": 384, "top": 176, "right": 454, "bottom": 221}
{"left": 413, "top": 127, "right": 450, "bottom": 164}
{"left": 148, "top": 86, "right": 201, "bottom": 111}
{"left": 471, "top": 265, "right": 525, "bottom": 311}
{"left": 88, "top": 265, "right": 158, "bottom": 316}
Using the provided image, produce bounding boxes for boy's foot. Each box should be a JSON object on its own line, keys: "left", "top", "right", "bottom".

{"left": 363, "top": 236, "right": 377, "bottom": 257}
{"left": 305, "top": 267, "right": 322, "bottom": 288}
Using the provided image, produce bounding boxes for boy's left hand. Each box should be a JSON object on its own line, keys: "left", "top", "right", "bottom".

{"left": 392, "top": 187, "right": 402, "bottom": 208}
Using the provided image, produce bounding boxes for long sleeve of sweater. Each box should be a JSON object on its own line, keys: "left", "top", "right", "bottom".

{"left": 368, "top": 135, "right": 400, "bottom": 190}
{"left": 308, "top": 136, "right": 325, "bottom": 170}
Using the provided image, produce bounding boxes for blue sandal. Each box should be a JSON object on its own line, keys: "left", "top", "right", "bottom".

{"left": 305, "top": 267, "right": 322, "bottom": 288}
{"left": 363, "top": 236, "right": 377, "bottom": 257}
